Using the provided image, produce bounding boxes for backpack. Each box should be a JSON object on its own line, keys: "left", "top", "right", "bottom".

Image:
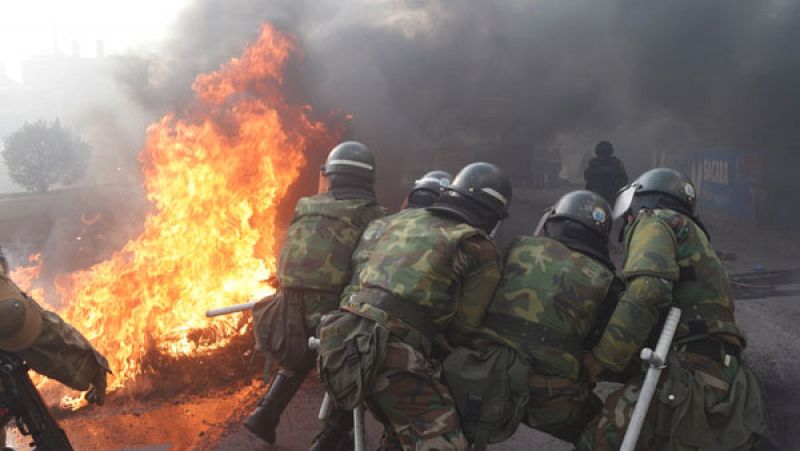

{"left": 443, "top": 344, "right": 530, "bottom": 450}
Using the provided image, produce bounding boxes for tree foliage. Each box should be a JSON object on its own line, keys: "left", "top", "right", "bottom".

{"left": 1, "top": 119, "right": 90, "bottom": 192}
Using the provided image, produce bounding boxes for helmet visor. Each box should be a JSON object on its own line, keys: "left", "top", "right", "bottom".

{"left": 612, "top": 184, "right": 638, "bottom": 220}
{"left": 533, "top": 208, "right": 553, "bottom": 236}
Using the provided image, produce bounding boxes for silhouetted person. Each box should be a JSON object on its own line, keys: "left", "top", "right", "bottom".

{"left": 583, "top": 141, "right": 628, "bottom": 204}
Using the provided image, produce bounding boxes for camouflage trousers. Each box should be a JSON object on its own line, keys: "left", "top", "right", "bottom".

{"left": 524, "top": 373, "right": 602, "bottom": 444}
{"left": 367, "top": 338, "right": 468, "bottom": 451}
{"left": 577, "top": 351, "right": 770, "bottom": 451}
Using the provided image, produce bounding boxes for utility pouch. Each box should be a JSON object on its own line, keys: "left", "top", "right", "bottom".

{"left": 655, "top": 353, "right": 772, "bottom": 450}
{"left": 317, "top": 311, "right": 389, "bottom": 410}
{"left": 443, "top": 344, "right": 530, "bottom": 449}
{"left": 252, "top": 289, "right": 314, "bottom": 381}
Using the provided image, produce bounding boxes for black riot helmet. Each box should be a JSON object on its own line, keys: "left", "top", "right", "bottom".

{"left": 322, "top": 141, "right": 375, "bottom": 181}
{"left": 535, "top": 190, "right": 614, "bottom": 269}
{"left": 535, "top": 190, "right": 612, "bottom": 241}
{"left": 405, "top": 170, "right": 452, "bottom": 209}
{"left": 613, "top": 168, "right": 697, "bottom": 219}
{"left": 428, "top": 162, "right": 512, "bottom": 234}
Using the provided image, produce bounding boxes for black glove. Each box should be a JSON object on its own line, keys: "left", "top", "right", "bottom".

{"left": 85, "top": 367, "right": 108, "bottom": 406}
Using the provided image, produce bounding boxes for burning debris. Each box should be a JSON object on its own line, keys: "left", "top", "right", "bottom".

{"left": 0, "top": 2, "right": 798, "bottom": 450}
{"left": 9, "top": 25, "right": 340, "bottom": 401}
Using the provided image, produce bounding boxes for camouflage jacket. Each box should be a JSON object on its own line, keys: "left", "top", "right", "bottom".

{"left": 277, "top": 192, "right": 383, "bottom": 293}
{"left": 340, "top": 209, "right": 416, "bottom": 306}
{"left": 593, "top": 208, "right": 743, "bottom": 371}
{"left": 483, "top": 236, "right": 618, "bottom": 381}
{"left": 0, "top": 275, "right": 108, "bottom": 391}
{"left": 350, "top": 208, "right": 502, "bottom": 339}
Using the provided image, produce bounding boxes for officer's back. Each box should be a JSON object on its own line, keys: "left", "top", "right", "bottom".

{"left": 483, "top": 190, "right": 621, "bottom": 444}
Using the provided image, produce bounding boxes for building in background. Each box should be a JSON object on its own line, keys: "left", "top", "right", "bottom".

{"left": 689, "top": 148, "right": 799, "bottom": 229}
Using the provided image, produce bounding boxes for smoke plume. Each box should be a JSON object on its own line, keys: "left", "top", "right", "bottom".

{"left": 119, "top": 0, "right": 800, "bottom": 205}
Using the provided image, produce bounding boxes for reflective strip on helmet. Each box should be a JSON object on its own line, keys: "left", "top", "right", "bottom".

{"left": 415, "top": 176, "right": 448, "bottom": 187}
{"left": 481, "top": 187, "right": 508, "bottom": 206}
{"left": 327, "top": 159, "right": 374, "bottom": 171}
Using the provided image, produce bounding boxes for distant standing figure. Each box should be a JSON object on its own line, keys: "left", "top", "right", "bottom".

{"left": 584, "top": 141, "right": 628, "bottom": 204}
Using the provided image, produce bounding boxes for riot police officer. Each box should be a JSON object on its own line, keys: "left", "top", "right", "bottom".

{"left": 482, "top": 190, "right": 623, "bottom": 445}
{"left": 317, "top": 162, "right": 511, "bottom": 450}
{"left": 579, "top": 168, "right": 771, "bottom": 450}
{"left": 311, "top": 168, "right": 452, "bottom": 450}
{"left": 244, "top": 141, "right": 383, "bottom": 444}
{"left": 0, "top": 271, "right": 109, "bottom": 447}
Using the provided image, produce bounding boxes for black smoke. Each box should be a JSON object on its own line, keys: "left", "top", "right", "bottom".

{"left": 117, "top": 0, "right": 800, "bottom": 207}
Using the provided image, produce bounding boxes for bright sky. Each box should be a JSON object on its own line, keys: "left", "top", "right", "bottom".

{"left": 0, "top": 0, "right": 193, "bottom": 82}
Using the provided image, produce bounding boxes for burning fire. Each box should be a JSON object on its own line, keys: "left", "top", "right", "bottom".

{"left": 10, "top": 253, "right": 45, "bottom": 303}
{"left": 12, "top": 25, "right": 339, "bottom": 395}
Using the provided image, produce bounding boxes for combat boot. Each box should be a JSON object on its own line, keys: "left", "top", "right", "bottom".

{"left": 244, "top": 371, "right": 306, "bottom": 444}
{"left": 310, "top": 408, "right": 354, "bottom": 451}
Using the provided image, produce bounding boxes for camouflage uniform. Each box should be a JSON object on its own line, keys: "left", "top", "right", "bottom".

{"left": 482, "top": 236, "right": 619, "bottom": 443}
{"left": 339, "top": 210, "right": 400, "bottom": 308}
{"left": 321, "top": 208, "right": 503, "bottom": 450}
{"left": 0, "top": 274, "right": 109, "bottom": 444}
{"left": 578, "top": 209, "right": 771, "bottom": 450}
{"left": 0, "top": 274, "right": 108, "bottom": 388}
{"left": 253, "top": 191, "right": 383, "bottom": 376}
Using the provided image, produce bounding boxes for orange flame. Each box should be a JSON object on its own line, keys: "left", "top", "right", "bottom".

{"left": 10, "top": 253, "right": 45, "bottom": 302}
{"left": 13, "top": 25, "right": 339, "bottom": 394}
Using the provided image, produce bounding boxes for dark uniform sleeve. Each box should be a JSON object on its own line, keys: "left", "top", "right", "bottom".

{"left": 592, "top": 215, "right": 678, "bottom": 371}
{"left": 449, "top": 236, "right": 502, "bottom": 339}
{"left": 17, "top": 310, "right": 110, "bottom": 391}
{"left": 0, "top": 275, "right": 109, "bottom": 391}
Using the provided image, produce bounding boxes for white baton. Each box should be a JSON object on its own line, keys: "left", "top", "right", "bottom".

{"left": 620, "top": 307, "right": 682, "bottom": 451}
{"left": 204, "top": 301, "right": 256, "bottom": 318}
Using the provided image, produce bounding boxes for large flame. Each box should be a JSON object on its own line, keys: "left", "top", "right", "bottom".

{"left": 12, "top": 25, "right": 339, "bottom": 394}
{"left": 10, "top": 253, "right": 44, "bottom": 302}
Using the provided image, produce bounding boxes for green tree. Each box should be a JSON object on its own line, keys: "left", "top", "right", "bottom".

{"left": 1, "top": 119, "right": 90, "bottom": 192}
